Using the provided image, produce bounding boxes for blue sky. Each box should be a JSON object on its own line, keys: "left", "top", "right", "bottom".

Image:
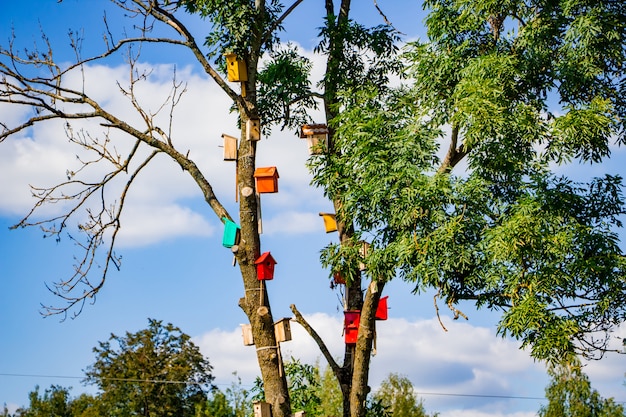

{"left": 1, "top": 1, "right": 625, "bottom": 416}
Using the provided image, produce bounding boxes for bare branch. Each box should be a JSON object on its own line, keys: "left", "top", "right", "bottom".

{"left": 290, "top": 304, "right": 342, "bottom": 379}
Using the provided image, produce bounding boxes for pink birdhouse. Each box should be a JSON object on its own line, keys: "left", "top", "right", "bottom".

{"left": 255, "top": 251, "right": 277, "bottom": 280}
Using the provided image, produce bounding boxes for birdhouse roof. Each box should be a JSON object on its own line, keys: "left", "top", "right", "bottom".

{"left": 300, "top": 123, "right": 329, "bottom": 138}
{"left": 255, "top": 251, "right": 277, "bottom": 265}
{"left": 254, "top": 167, "right": 279, "bottom": 178}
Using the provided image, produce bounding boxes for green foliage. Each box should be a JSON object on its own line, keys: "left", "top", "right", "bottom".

{"left": 310, "top": 0, "right": 626, "bottom": 365}
{"left": 179, "top": 0, "right": 283, "bottom": 59}
{"left": 284, "top": 359, "right": 322, "bottom": 416}
{"left": 16, "top": 385, "right": 72, "bottom": 417}
{"left": 83, "top": 319, "right": 214, "bottom": 417}
{"left": 316, "top": 15, "right": 402, "bottom": 97}
{"left": 539, "top": 363, "right": 625, "bottom": 417}
{"left": 373, "top": 373, "right": 434, "bottom": 417}
{"left": 195, "top": 376, "right": 252, "bottom": 417}
{"left": 257, "top": 45, "right": 317, "bottom": 131}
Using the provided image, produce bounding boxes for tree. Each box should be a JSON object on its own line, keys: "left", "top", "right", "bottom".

{"left": 372, "top": 374, "right": 434, "bottom": 417}
{"left": 83, "top": 319, "right": 213, "bottom": 417}
{"left": 15, "top": 385, "right": 72, "bottom": 417}
{"left": 0, "top": 2, "right": 401, "bottom": 417}
{"left": 311, "top": 0, "right": 626, "bottom": 370}
{"left": 539, "top": 362, "right": 625, "bottom": 417}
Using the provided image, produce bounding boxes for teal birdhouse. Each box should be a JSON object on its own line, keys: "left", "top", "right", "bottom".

{"left": 222, "top": 217, "right": 240, "bottom": 248}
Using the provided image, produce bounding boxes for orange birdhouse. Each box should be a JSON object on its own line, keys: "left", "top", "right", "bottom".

{"left": 254, "top": 167, "right": 279, "bottom": 193}
{"left": 344, "top": 310, "right": 360, "bottom": 344}
{"left": 255, "top": 251, "right": 277, "bottom": 280}
{"left": 375, "top": 296, "right": 388, "bottom": 321}
{"left": 225, "top": 53, "right": 247, "bottom": 82}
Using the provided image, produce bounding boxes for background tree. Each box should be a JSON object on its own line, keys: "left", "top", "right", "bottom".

{"left": 539, "top": 362, "right": 625, "bottom": 417}
{"left": 372, "top": 374, "right": 434, "bottom": 417}
{"left": 15, "top": 385, "right": 72, "bottom": 417}
{"left": 83, "top": 319, "right": 213, "bottom": 417}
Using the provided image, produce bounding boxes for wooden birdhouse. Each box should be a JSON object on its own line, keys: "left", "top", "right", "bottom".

{"left": 359, "top": 240, "right": 370, "bottom": 271}
{"left": 254, "top": 167, "right": 279, "bottom": 194}
{"left": 241, "top": 324, "right": 254, "bottom": 346}
{"left": 247, "top": 119, "right": 261, "bottom": 141}
{"left": 225, "top": 53, "right": 247, "bottom": 82}
{"left": 221, "top": 133, "right": 238, "bottom": 161}
{"left": 253, "top": 401, "right": 271, "bottom": 417}
{"left": 375, "top": 296, "right": 389, "bottom": 321}
{"left": 274, "top": 317, "right": 292, "bottom": 342}
{"left": 222, "top": 217, "right": 240, "bottom": 248}
{"left": 300, "top": 123, "right": 329, "bottom": 155}
{"left": 255, "top": 251, "right": 277, "bottom": 280}
{"left": 344, "top": 311, "right": 360, "bottom": 344}
{"left": 319, "top": 212, "right": 337, "bottom": 233}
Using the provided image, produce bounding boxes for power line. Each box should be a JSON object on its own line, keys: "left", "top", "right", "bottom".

{"left": 1, "top": 372, "right": 548, "bottom": 401}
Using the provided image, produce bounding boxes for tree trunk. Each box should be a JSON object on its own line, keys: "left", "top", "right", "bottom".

{"left": 350, "top": 281, "right": 384, "bottom": 417}
{"left": 234, "top": 109, "right": 291, "bottom": 417}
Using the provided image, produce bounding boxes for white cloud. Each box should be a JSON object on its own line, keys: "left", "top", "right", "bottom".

{"left": 117, "top": 203, "right": 214, "bottom": 247}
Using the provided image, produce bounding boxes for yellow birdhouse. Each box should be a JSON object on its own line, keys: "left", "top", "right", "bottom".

{"left": 225, "top": 53, "right": 247, "bottom": 82}
{"left": 221, "top": 134, "right": 238, "bottom": 161}
{"left": 274, "top": 318, "right": 292, "bottom": 342}
{"left": 300, "top": 123, "right": 329, "bottom": 155}
{"left": 247, "top": 119, "right": 261, "bottom": 141}
{"left": 319, "top": 212, "right": 337, "bottom": 233}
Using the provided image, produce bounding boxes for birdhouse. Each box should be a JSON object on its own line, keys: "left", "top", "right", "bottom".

{"left": 274, "top": 317, "right": 292, "bottom": 342}
{"left": 333, "top": 271, "right": 345, "bottom": 285}
{"left": 359, "top": 240, "right": 370, "bottom": 271}
{"left": 222, "top": 134, "right": 238, "bottom": 161}
{"left": 255, "top": 251, "right": 277, "bottom": 280}
{"left": 319, "top": 212, "right": 337, "bottom": 233}
{"left": 247, "top": 119, "right": 261, "bottom": 141}
{"left": 375, "top": 296, "right": 388, "bottom": 321}
{"left": 222, "top": 217, "right": 240, "bottom": 248}
{"left": 225, "top": 53, "right": 247, "bottom": 82}
{"left": 300, "top": 123, "right": 329, "bottom": 155}
{"left": 241, "top": 324, "right": 254, "bottom": 346}
{"left": 253, "top": 401, "right": 271, "bottom": 417}
{"left": 344, "top": 310, "right": 360, "bottom": 344}
{"left": 254, "top": 167, "right": 279, "bottom": 194}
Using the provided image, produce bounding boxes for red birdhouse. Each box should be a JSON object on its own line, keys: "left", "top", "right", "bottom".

{"left": 333, "top": 271, "right": 345, "bottom": 285}
{"left": 254, "top": 167, "right": 279, "bottom": 193}
{"left": 344, "top": 310, "right": 360, "bottom": 344}
{"left": 375, "top": 296, "right": 389, "bottom": 320}
{"left": 255, "top": 251, "right": 277, "bottom": 280}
